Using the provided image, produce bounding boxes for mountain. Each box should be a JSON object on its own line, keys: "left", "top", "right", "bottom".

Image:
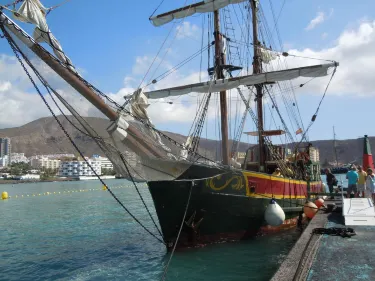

{"left": 0, "top": 116, "right": 250, "bottom": 160}
{"left": 0, "top": 116, "right": 371, "bottom": 165}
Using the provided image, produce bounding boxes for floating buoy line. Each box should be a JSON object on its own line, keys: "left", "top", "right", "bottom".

{"left": 1, "top": 185, "right": 133, "bottom": 200}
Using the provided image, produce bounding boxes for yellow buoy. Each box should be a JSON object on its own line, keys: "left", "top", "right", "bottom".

{"left": 102, "top": 185, "right": 107, "bottom": 190}
{"left": 2, "top": 191, "right": 9, "bottom": 200}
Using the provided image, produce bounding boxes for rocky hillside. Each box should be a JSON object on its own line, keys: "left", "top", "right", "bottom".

{"left": 0, "top": 116, "right": 250, "bottom": 159}
{"left": 0, "top": 116, "right": 371, "bottom": 165}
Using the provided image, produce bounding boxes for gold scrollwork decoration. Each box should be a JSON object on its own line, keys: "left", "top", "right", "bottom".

{"left": 206, "top": 175, "right": 244, "bottom": 191}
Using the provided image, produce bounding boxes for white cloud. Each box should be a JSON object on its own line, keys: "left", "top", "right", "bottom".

{"left": 0, "top": 53, "right": 107, "bottom": 129}
{"left": 176, "top": 22, "right": 200, "bottom": 40}
{"left": 305, "top": 12, "right": 325, "bottom": 31}
{"left": 2, "top": 18, "right": 375, "bottom": 130}
{"left": 0, "top": 81, "right": 11, "bottom": 92}
{"left": 284, "top": 20, "right": 375, "bottom": 97}
{"left": 305, "top": 9, "right": 334, "bottom": 31}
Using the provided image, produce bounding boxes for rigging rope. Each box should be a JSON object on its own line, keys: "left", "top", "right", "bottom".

{"left": 149, "top": 0, "right": 166, "bottom": 18}
{"left": 140, "top": 0, "right": 191, "bottom": 89}
{"left": 1, "top": 24, "right": 166, "bottom": 245}
{"left": 269, "top": 0, "right": 286, "bottom": 39}
{"left": 294, "top": 65, "right": 338, "bottom": 151}
{"left": 46, "top": 0, "right": 72, "bottom": 15}
{"left": 2, "top": 0, "right": 23, "bottom": 8}
{"left": 160, "top": 183, "right": 193, "bottom": 281}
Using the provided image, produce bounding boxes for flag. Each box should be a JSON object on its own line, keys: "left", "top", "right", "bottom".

{"left": 296, "top": 128, "right": 303, "bottom": 135}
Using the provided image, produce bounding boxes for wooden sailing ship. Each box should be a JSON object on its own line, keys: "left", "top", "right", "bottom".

{"left": 0, "top": 0, "right": 338, "bottom": 250}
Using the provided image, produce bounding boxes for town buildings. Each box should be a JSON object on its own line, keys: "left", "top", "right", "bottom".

{"left": 10, "top": 153, "right": 29, "bottom": 164}
{"left": 0, "top": 137, "right": 11, "bottom": 167}
{"left": 58, "top": 158, "right": 101, "bottom": 177}
{"left": 0, "top": 155, "right": 9, "bottom": 167}
{"left": 0, "top": 137, "right": 116, "bottom": 177}
{"left": 30, "top": 157, "right": 61, "bottom": 170}
{"left": 92, "top": 155, "right": 114, "bottom": 170}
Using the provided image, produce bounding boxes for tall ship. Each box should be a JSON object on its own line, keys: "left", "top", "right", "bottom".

{"left": 0, "top": 0, "right": 338, "bottom": 250}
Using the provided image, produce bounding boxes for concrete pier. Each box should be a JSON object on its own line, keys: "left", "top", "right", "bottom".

{"left": 271, "top": 198, "right": 375, "bottom": 281}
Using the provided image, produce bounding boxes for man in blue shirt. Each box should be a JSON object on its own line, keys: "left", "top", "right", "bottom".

{"left": 346, "top": 166, "right": 359, "bottom": 198}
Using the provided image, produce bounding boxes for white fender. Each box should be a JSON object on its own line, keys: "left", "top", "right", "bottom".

{"left": 265, "top": 199, "right": 285, "bottom": 226}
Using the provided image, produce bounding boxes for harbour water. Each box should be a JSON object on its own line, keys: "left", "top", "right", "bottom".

{"left": 1, "top": 179, "right": 301, "bottom": 281}
{"left": 321, "top": 173, "right": 348, "bottom": 191}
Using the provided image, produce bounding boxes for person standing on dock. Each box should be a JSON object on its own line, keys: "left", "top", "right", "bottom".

{"left": 357, "top": 166, "right": 367, "bottom": 198}
{"left": 346, "top": 166, "right": 359, "bottom": 198}
{"left": 325, "top": 168, "right": 336, "bottom": 199}
{"left": 366, "top": 168, "right": 375, "bottom": 202}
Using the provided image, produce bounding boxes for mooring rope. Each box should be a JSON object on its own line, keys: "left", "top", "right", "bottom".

{"left": 1, "top": 24, "right": 165, "bottom": 245}
{"left": 160, "top": 182, "right": 193, "bottom": 281}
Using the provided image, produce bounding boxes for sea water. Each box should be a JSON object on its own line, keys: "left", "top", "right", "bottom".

{"left": 0, "top": 179, "right": 302, "bottom": 281}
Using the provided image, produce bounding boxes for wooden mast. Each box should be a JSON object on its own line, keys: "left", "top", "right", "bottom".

{"left": 214, "top": 10, "right": 229, "bottom": 165}
{"left": 250, "top": 0, "right": 265, "bottom": 172}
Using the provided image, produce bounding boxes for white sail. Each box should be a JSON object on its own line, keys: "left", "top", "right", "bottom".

{"left": 12, "top": 0, "right": 76, "bottom": 72}
{"left": 144, "top": 62, "right": 338, "bottom": 99}
{"left": 150, "top": 0, "right": 247, "bottom": 27}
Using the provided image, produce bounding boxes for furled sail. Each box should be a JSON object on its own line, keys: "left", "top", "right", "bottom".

{"left": 244, "top": 130, "right": 286, "bottom": 137}
{"left": 150, "top": 0, "right": 247, "bottom": 27}
{"left": 12, "top": 0, "right": 76, "bottom": 72}
{"left": 144, "top": 62, "right": 338, "bottom": 99}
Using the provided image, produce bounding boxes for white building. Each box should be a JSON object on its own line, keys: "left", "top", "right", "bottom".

{"left": 30, "top": 157, "right": 60, "bottom": 170}
{"left": 59, "top": 159, "right": 101, "bottom": 177}
{"left": 29, "top": 153, "right": 75, "bottom": 161}
{"left": 20, "top": 174, "right": 40, "bottom": 180}
{"left": 92, "top": 155, "right": 114, "bottom": 170}
{"left": 10, "top": 153, "right": 29, "bottom": 164}
{"left": 0, "top": 155, "right": 9, "bottom": 167}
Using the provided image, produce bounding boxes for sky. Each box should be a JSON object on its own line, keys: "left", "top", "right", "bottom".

{"left": 0, "top": 0, "right": 375, "bottom": 144}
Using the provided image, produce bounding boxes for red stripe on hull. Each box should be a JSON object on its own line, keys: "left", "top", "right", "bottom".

{"left": 170, "top": 215, "right": 304, "bottom": 251}
{"left": 245, "top": 174, "right": 322, "bottom": 198}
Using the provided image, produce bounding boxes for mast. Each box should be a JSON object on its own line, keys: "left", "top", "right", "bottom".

{"left": 333, "top": 126, "right": 338, "bottom": 167}
{"left": 214, "top": 10, "right": 229, "bottom": 165}
{"left": 250, "top": 0, "right": 265, "bottom": 172}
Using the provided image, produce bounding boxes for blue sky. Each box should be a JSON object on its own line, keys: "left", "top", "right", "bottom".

{"left": 1, "top": 0, "right": 375, "bottom": 143}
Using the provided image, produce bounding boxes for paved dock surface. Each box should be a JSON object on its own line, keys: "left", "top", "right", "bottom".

{"left": 307, "top": 212, "right": 375, "bottom": 281}
{"left": 272, "top": 198, "right": 375, "bottom": 281}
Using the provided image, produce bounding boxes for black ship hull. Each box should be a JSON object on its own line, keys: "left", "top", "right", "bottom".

{"left": 148, "top": 164, "right": 322, "bottom": 250}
